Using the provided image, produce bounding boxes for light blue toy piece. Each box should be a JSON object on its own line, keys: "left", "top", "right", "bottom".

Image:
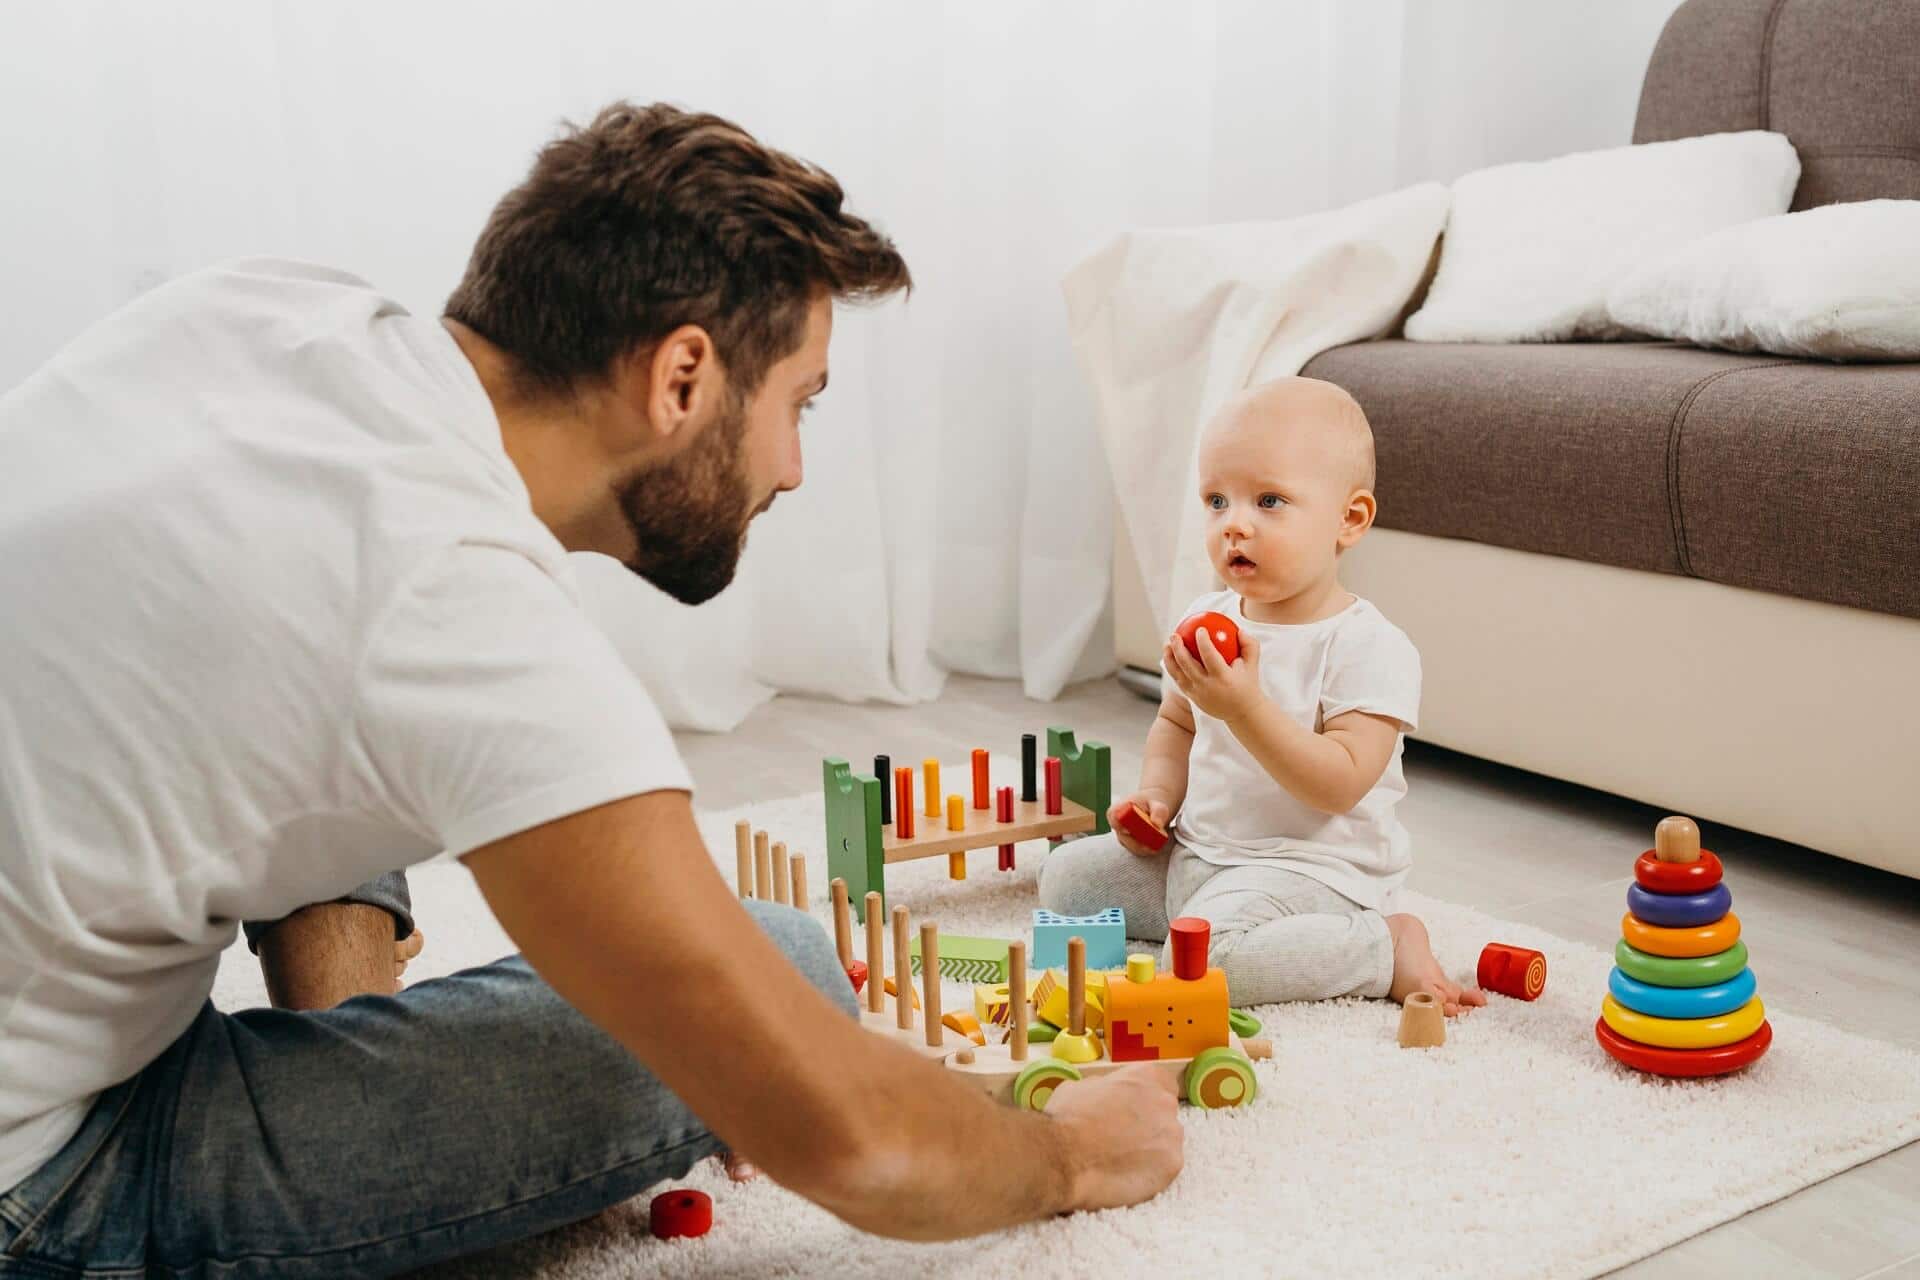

{"left": 1608, "top": 966, "right": 1757, "bottom": 1020}
{"left": 1032, "top": 907, "right": 1127, "bottom": 971}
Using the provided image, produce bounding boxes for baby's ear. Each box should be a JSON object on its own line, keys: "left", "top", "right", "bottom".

{"left": 1338, "top": 488, "right": 1378, "bottom": 548}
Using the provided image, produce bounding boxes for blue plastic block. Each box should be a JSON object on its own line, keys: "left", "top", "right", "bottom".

{"left": 1032, "top": 907, "right": 1127, "bottom": 971}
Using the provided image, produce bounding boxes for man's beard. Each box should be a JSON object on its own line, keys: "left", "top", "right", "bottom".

{"left": 617, "top": 392, "right": 754, "bottom": 605}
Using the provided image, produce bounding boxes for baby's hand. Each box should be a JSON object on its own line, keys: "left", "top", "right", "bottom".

{"left": 1163, "top": 627, "right": 1264, "bottom": 723}
{"left": 1109, "top": 794, "right": 1173, "bottom": 856}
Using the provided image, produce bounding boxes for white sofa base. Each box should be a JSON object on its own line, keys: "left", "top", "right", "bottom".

{"left": 1114, "top": 524, "right": 1920, "bottom": 879}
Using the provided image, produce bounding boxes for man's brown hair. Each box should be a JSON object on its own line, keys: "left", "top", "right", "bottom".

{"left": 446, "top": 101, "right": 910, "bottom": 398}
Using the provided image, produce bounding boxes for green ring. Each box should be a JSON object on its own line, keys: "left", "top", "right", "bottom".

{"left": 1228, "top": 1008, "right": 1263, "bottom": 1038}
{"left": 1615, "top": 937, "right": 1748, "bottom": 988}
{"left": 1013, "top": 1059, "right": 1082, "bottom": 1111}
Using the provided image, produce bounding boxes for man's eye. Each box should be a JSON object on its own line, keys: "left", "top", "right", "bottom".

{"left": 1259, "top": 494, "right": 1285, "bottom": 509}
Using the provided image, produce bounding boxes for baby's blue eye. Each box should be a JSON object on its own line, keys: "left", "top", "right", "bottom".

{"left": 1259, "top": 494, "right": 1285, "bottom": 509}
{"left": 1206, "top": 494, "right": 1227, "bottom": 510}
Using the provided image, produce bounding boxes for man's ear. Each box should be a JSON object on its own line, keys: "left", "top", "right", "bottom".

{"left": 1336, "top": 488, "right": 1378, "bottom": 551}
{"left": 627, "top": 324, "right": 722, "bottom": 445}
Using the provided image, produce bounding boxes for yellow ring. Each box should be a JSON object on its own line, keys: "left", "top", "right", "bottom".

{"left": 1620, "top": 911, "right": 1741, "bottom": 958}
{"left": 1600, "top": 994, "right": 1765, "bottom": 1049}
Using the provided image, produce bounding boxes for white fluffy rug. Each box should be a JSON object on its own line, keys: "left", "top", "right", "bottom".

{"left": 213, "top": 789, "right": 1920, "bottom": 1280}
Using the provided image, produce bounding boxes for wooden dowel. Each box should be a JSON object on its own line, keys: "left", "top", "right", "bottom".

{"left": 920, "top": 923, "right": 941, "bottom": 1048}
{"left": 753, "top": 830, "right": 771, "bottom": 901}
{"left": 831, "top": 878, "right": 853, "bottom": 968}
{"left": 771, "top": 840, "right": 790, "bottom": 905}
{"left": 1009, "top": 940, "right": 1028, "bottom": 1062}
{"left": 865, "top": 892, "right": 885, "bottom": 1013}
{"left": 1067, "top": 937, "right": 1086, "bottom": 1037}
{"left": 893, "top": 905, "right": 913, "bottom": 1031}
{"left": 734, "top": 820, "right": 753, "bottom": 898}
{"left": 790, "top": 851, "right": 808, "bottom": 914}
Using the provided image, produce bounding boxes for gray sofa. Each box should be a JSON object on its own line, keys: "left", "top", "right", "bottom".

{"left": 1115, "top": 0, "right": 1920, "bottom": 876}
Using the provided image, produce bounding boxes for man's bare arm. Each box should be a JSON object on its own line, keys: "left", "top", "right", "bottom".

{"left": 256, "top": 903, "right": 396, "bottom": 1010}
{"left": 461, "top": 790, "right": 1183, "bottom": 1241}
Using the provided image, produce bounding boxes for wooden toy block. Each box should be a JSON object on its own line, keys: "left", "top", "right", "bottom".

{"left": 974, "top": 974, "right": 1043, "bottom": 1026}
{"left": 913, "top": 934, "right": 1011, "bottom": 984}
{"left": 1170, "top": 915, "right": 1210, "bottom": 980}
{"left": 1033, "top": 966, "right": 1107, "bottom": 1032}
{"left": 1397, "top": 991, "right": 1445, "bottom": 1048}
{"left": 1008, "top": 940, "right": 1029, "bottom": 1063}
{"left": 874, "top": 754, "right": 891, "bottom": 824}
{"left": 789, "top": 851, "right": 808, "bottom": 914}
{"left": 942, "top": 1011, "right": 987, "bottom": 1046}
{"left": 1032, "top": 907, "right": 1127, "bottom": 971}
{"left": 771, "top": 840, "right": 790, "bottom": 905}
{"left": 823, "top": 758, "right": 884, "bottom": 923}
{"left": 845, "top": 960, "right": 868, "bottom": 995}
{"left": 1047, "top": 726, "right": 1113, "bottom": 836}
{"left": 972, "top": 748, "right": 990, "bottom": 809}
{"left": 1021, "top": 732, "right": 1038, "bottom": 802}
{"left": 922, "top": 758, "right": 941, "bottom": 818}
{"left": 863, "top": 891, "right": 885, "bottom": 1014}
{"left": 1654, "top": 814, "right": 1702, "bottom": 863}
{"left": 1044, "top": 756, "right": 1063, "bottom": 815}
{"left": 733, "top": 820, "right": 752, "bottom": 898}
{"left": 895, "top": 767, "right": 914, "bottom": 840}
{"left": 1115, "top": 802, "right": 1170, "bottom": 853}
{"left": 1106, "top": 962, "right": 1229, "bottom": 1063}
{"left": 1477, "top": 942, "right": 1546, "bottom": 1001}
{"left": 753, "top": 830, "right": 772, "bottom": 901}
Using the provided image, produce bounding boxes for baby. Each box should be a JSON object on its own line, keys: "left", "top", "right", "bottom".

{"left": 1040, "top": 377, "right": 1485, "bottom": 1016}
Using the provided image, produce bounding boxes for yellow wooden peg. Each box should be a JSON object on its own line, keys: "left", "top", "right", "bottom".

{"left": 923, "top": 758, "right": 941, "bottom": 818}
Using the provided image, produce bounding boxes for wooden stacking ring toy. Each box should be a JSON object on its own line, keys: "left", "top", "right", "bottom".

{"left": 1595, "top": 1015, "right": 1771, "bottom": 1076}
{"left": 1634, "top": 848, "right": 1723, "bottom": 892}
{"left": 1477, "top": 942, "right": 1546, "bottom": 1000}
{"left": 649, "top": 1189, "right": 713, "bottom": 1239}
{"left": 1620, "top": 911, "right": 1740, "bottom": 958}
{"left": 1608, "top": 966, "right": 1756, "bottom": 1019}
{"left": 1600, "top": 993, "right": 1765, "bottom": 1049}
{"left": 1614, "top": 938, "right": 1748, "bottom": 988}
{"left": 1626, "top": 882, "right": 1732, "bottom": 928}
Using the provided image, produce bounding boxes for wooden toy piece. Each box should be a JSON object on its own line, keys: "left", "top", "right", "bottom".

{"left": 949, "top": 1028, "right": 1261, "bottom": 1109}
{"left": 1621, "top": 911, "right": 1741, "bottom": 958}
{"left": 923, "top": 758, "right": 941, "bottom": 819}
{"left": 948, "top": 852, "right": 966, "bottom": 880}
{"left": 1626, "top": 882, "right": 1732, "bottom": 928}
{"left": 1047, "top": 726, "right": 1113, "bottom": 836}
{"left": 733, "top": 820, "right": 753, "bottom": 898}
{"left": 1115, "top": 802, "right": 1170, "bottom": 853}
{"left": 1044, "top": 757, "right": 1063, "bottom": 816}
{"left": 972, "top": 748, "right": 990, "bottom": 809}
{"left": 1608, "top": 966, "right": 1757, "bottom": 1020}
{"left": 1021, "top": 732, "right": 1038, "bottom": 802}
{"left": 895, "top": 766, "right": 915, "bottom": 840}
{"left": 874, "top": 754, "right": 891, "bottom": 824}
{"left": 1397, "top": 991, "right": 1445, "bottom": 1048}
{"left": 753, "top": 830, "right": 772, "bottom": 902}
{"left": 1614, "top": 937, "right": 1749, "bottom": 989}
{"left": 1176, "top": 610, "right": 1242, "bottom": 666}
{"left": 877, "top": 784, "right": 1096, "bottom": 864}
{"left": 1009, "top": 940, "right": 1028, "bottom": 1063}
{"left": 1033, "top": 967, "right": 1107, "bottom": 1032}
{"left": 649, "top": 1189, "right": 712, "bottom": 1240}
{"left": 1170, "top": 916, "right": 1210, "bottom": 981}
{"left": 1654, "top": 814, "right": 1702, "bottom": 863}
{"left": 1032, "top": 907, "right": 1128, "bottom": 970}
{"left": 913, "top": 934, "right": 1010, "bottom": 984}
{"left": 864, "top": 891, "right": 885, "bottom": 1015}
{"left": 830, "top": 878, "right": 854, "bottom": 968}
{"left": 1600, "top": 993, "right": 1765, "bottom": 1050}
{"left": 771, "top": 840, "right": 790, "bottom": 906}
{"left": 996, "top": 786, "right": 1015, "bottom": 871}
{"left": 789, "top": 851, "right": 808, "bottom": 915}
{"left": 1242, "top": 1038, "right": 1273, "bottom": 1060}
{"left": 942, "top": 1011, "right": 988, "bottom": 1046}
{"left": 881, "top": 976, "right": 921, "bottom": 1009}
{"left": 955, "top": 1047, "right": 976, "bottom": 1065}
{"left": 1105, "top": 949, "right": 1228, "bottom": 1064}
{"left": 920, "top": 923, "right": 942, "bottom": 1048}
{"left": 823, "top": 758, "right": 884, "bottom": 924}
{"left": 1051, "top": 937, "right": 1102, "bottom": 1064}
{"left": 946, "top": 794, "right": 964, "bottom": 831}
{"left": 893, "top": 906, "right": 913, "bottom": 1031}
{"left": 1635, "top": 848, "right": 1725, "bottom": 893}
{"left": 1477, "top": 943, "right": 1547, "bottom": 1001}
{"left": 1594, "top": 1015, "right": 1771, "bottom": 1077}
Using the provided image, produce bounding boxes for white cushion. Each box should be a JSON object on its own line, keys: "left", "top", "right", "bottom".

{"left": 1405, "top": 131, "right": 1800, "bottom": 343}
{"left": 1606, "top": 200, "right": 1920, "bottom": 361}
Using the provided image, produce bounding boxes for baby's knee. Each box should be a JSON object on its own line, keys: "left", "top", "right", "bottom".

{"left": 741, "top": 898, "right": 858, "bottom": 1017}
{"left": 1036, "top": 838, "right": 1121, "bottom": 916}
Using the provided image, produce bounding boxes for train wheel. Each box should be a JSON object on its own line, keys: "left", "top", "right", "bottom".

{"left": 1185, "top": 1047, "right": 1257, "bottom": 1109}
{"left": 1012, "top": 1059, "right": 1082, "bottom": 1111}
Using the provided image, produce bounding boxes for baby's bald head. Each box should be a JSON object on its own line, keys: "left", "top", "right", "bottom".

{"left": 1203, "top": 377, "right": 1375, "bottom": 495}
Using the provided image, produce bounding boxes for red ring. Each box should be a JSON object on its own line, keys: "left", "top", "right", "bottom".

{"left": 1634, "top": 848, "right": 1723, "bottom": 893}
{"left": 1595, "top": 1015, "right": 1771, "bottom": 1077}
{"left": 649, "top": 1189, "right": 713, "bottom": 1239}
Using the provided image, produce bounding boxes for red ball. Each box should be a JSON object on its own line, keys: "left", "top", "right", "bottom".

{"left": 649, "top": 1189, "right": 713, "bottom": 1239}
{"left": 1176, "top": 611, "right": 1241, "bottom": 665}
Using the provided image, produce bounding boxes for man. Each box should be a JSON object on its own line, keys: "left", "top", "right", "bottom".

{"left": 0, "top": 103, "right": 1182, "bottom": 1276}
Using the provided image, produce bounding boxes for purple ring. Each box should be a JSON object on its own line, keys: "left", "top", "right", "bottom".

{"left": 1626, "top": 881, "right": 1732, "bottom": 928}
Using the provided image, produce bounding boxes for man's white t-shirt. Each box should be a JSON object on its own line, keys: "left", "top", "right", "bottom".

{"left": 1172, "top": 590, "right": 1422, "bottom": 912}
{"left": 0, "top": 260, "right": 692, "bottom": 1192}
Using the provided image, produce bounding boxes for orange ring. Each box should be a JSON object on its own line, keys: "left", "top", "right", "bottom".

{"left": 1620, "top": 912, "right": 1740, "bottom": 958}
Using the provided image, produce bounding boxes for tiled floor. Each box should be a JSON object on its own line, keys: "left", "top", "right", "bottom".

{"left": 677, "top": 673, "right": 1920, "bottom": 1279}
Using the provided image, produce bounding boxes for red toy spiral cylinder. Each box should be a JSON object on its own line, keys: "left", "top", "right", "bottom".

{"left": 1170, "top": 916, "right": 1210, "bottom": 981}
{"left": 1477, "top": 943, "right": 1546, "bottom": 1001}
{"left": 649, "top": 1189, "right": 713, "bottom": 1239}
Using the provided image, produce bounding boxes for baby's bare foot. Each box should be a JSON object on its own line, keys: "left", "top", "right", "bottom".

{"left": 722, "top": 1150, "right": 758, "bottom": 1183}
{"left": 1386, "top": 913, "right": 1487, "bottom": 1017}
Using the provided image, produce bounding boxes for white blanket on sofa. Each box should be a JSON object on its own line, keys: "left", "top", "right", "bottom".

{"left": 1063, "top": 184, "right": 1450, "bottom": 631}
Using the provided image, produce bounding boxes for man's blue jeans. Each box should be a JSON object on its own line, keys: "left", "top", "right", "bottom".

{"left": 0, "top": 899, "right": 857, "bottom": 1277}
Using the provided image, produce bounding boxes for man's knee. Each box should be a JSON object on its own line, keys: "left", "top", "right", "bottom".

{"left": 740, "top": 899, "right": 859, "bottom": 1017}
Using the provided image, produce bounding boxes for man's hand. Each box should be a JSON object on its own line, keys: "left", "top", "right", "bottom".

{"left": 1108, "top": 792, "right": 1174, "bottom": 857}
{"left": 395, "top": 928, "right": 424, "bottom": 986}
{"left": 1044, "top": 1068, "right": 1184, "bottom": 1212}
{"left": 1163, "top": 627, "right": 1265, "bottom": 723}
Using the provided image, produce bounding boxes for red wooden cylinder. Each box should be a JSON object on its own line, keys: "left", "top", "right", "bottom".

{"left": 894, "top": 766, "right": 914, "bottom": 839}
{"left": 1170, "top": 916, "right": 1210, "bottom": 981}
{"left": 997, "top": 785, "right": 1015, "bottom": 870}
{"left": 1044, "top": 756, "right": 1063, "bottom": 815}
{"left": 1477, "top": 942, "right": 1546, "bottom": 1001}
{"left": 649, "top": 1189, "right": 713, "bottom": 1239}
{"left": 972, "top": 749, "right": 990, "bottom": 809}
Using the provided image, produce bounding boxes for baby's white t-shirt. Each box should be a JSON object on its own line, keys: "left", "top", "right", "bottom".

{"left": 0, "top": 260, "right": 691, "bottom": 1193}
{"left": 1172, "top": 589, "right": 1422, "bottom": 912}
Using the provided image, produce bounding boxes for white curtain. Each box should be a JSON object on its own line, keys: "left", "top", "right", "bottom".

{"left": 0, "top": 0, "right": 1682, "bottom": 729}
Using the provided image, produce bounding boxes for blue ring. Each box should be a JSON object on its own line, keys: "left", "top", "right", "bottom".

{"left": 1626, "top": 881, "right": 1731, "bottom": 927}
{"left": 1608, "top": 966, "right": 1756, "bottom": 1019}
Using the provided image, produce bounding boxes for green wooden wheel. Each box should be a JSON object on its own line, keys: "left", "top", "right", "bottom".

{"left": 1185, "top": 1047, "right": 1257, "bottom": 1110}
{"left": 1228, "top": 1008, "right": 1263, "bottom": 1038}
{"left": 1012, "top": 1059, "right": 1082, "bottom": 1111}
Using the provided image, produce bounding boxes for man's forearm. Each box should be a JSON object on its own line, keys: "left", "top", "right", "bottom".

{"left": 1225, "top": 700, "right": 1363, "bottom": 814}
{"left": 257, "top": 902, "right": 397, "bottom": 1011}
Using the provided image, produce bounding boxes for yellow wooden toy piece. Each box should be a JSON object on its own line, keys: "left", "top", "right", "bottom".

{"left": 1104, "top": 965, "right": 1229, "bottom": 1062}
{"left": 882, "top": 976, "right": 922, "bottom": 1010}
{"left": 942, "top": 1010, "right": 988, "bottom": 1046}
{"left": 1600, "top": 993, "right": 1766, "bottom": 1049}
{"left": 1032, "top": 968, "right": 1107, "bottom": 1032}
{"left": 974, "top": 976, "right": 1042, "bottom": 1026}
